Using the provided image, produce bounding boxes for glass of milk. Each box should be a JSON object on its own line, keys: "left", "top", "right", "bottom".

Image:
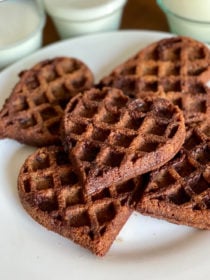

{"left": 43, "top": 0, "right": 127, "bottom": 39}
{"left": 157, "top": 0, "right": 210, "bottom": 43}
{"left": 0, "top": 0, "right": 46, "bottom": 69}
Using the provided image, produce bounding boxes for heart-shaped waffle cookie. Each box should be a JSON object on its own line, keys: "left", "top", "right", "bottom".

{"left": 63, "top": 87, "right": 185, "bottom": 195}
{"left": 0, "top": 57, "right": 94, "bottom": 146}
{"left": 99, "top": 36, "right": 210, "bottom": 128}
{"left": 135, "top": 122, "right": 210, "bottom": 229}
{"left": 18, "top": 145, "right": 139, "bottom": 256}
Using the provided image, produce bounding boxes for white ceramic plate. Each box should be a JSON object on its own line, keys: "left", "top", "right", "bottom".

{"left": 1, "top": 31, "right": 210, "bottom": 280}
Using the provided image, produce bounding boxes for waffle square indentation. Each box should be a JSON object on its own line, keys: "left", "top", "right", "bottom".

{"left": 137, "top": 140, "right": 159, "bottom": 153}
{"left": 64, "top": 187, "right": 84, "bottom": 206}
{"left": 33, "top": 153, "right": 50, "bottom": 170}
{"left": 169, "top": 187, "right": 191, "bottom": 205}
{"left": 100, "top": 110, "right": 121, "bottom": 124}
{"left": 102, "top": 149, "right": 125, "bottom": 167}
{"left": 25, "top": 74, "right": 40, "bottom": 90}
{"left": 33, "top": 93, "right": 48, "bottom": 106}
{"left": 13, "top": 96, "right": 29, "bottom": 112}
{"left": 153, "top": 169, "right": 176, "bottom": 188}
{"left": 67, "top": 121, "right": 87, "bottom": 136}
{"left": 91, "top": 127, "right": 110, "bottom": 142}
{"left": 68, "top": 208, "right": 90, "bottom": 227}
{"left": 35, "top": 175, "right": 53, "bottom": 190}
{"left": 162, "top": 79, "right": 181, "bottom": 92}
{"left": 78, "top": 143, "right": 100, "bottom": 162}
{"left": 173, "top": 159, "right": 196, "bottom": 178}
{"left": 18, "top": 116, "right": 36, "bottom": 129}
{"left": 38, "top": 193, "right": 58, "bottom": 212}
{"left": 112, "top": 133, "right": 136, "bottom": 148}
{"left": 189, "top": 174, "right": 209, "bottom": 194}
{"left": 95, "top": 202, "right": 116, "bottom": 224}
{"left": 60, "top": 170, "right": 78, "bottom": 186}
{"left": 40, "top": 107, "right": 59, "bottom": 120}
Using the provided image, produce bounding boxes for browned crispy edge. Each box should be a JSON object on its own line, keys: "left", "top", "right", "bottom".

{"left": 137, "top": 198, "right": 210, "bottom": 230}
{"left": 17, "top": 175, "right": 132, "bottom": 256}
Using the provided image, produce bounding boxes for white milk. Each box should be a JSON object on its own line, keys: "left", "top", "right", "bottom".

{"left": 0, "top": 0, "right": 45, "bottom": 69}
{"left": 160, "top": 0, "right": 210, "bottom": 43}
{"left": 44, "top": 0, "right": 127, "bottom": 39}
{"left": 162, "top": 0, "right": 210, "bottom": 21}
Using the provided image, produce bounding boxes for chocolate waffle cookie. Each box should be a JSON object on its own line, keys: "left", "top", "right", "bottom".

{"left": 100, "top": 36, "right": 210, "bottom": 128}
{"left": 0, "top": 57, "right": 94, "bottom": 146}
{"left": 63, "top": 87, "right": 185, "bottom": 195}
{"left": 18, "top": 145, "right": 137, "bottom": 256}
{"left": 135, "top": 122, "right": 210, "bottom": 229}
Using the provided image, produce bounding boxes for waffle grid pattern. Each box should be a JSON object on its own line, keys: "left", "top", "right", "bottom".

{"left": 64, "top": 87, "right": 185, "bottom": 194}
{"left": 0, "top": 57, "right": 94, "bottom": 146}
{"left": 18, "top": 146, "right": 138, "bottom": 251}
{"left": 15, "top": 37, "right": 210, "bottom": 254}
{"left": 100, "top": 37, "right": 210, "bottom": 126}
{"left": 140, "top": 126, "right": 210, "bottom": 210}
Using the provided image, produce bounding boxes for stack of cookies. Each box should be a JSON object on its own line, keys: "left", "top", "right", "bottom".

{"left": 0, "top": 36, "right": 209, "bottom": 256}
